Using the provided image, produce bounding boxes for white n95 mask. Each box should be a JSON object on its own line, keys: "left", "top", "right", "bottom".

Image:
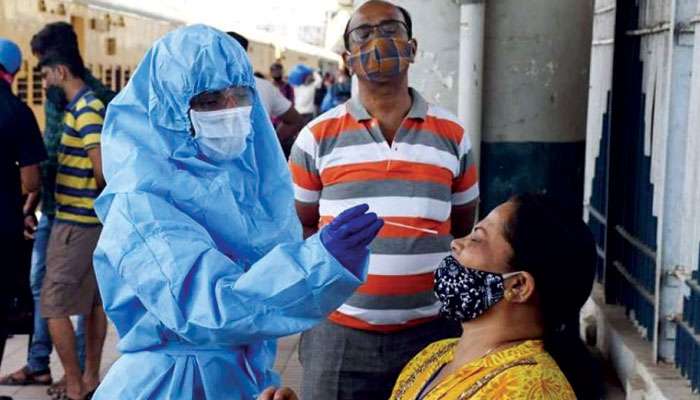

{"left": 190, "top": 106, "right": 253, "bottom": 160}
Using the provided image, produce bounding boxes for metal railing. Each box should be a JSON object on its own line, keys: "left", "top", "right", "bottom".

{"left": 585, "top": 84, "right": 658, "bottom": 341}
{"left": 587, "top": 92, "right": 611, "bottom": 282}
{"left": 676, "top": 269, "right": 700, "bottom": 392}
{"left": 609, "top": 175, "right": 658, "bottom": 342}
{"left": 605, "top": 89, "right": 658, "bottom": 342}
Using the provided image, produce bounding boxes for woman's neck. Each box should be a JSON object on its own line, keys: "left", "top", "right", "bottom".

{"left": 451, "top": 310, "right": 545, "bottom": 368}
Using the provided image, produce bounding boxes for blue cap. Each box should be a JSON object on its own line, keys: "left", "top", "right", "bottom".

{"left": 0, "top": 38, "right": 22, "bottom": 74}
{"left": 288, "top": 64, "right": 313, "bottom": 86}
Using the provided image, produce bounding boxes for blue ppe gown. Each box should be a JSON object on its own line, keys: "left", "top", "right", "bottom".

{"left": 92, "top": 25, "right": 365, "bottom": 399}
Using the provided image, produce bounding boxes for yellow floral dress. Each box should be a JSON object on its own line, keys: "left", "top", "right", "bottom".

{"left": 389, "top": 339, "right": 575, "bottom": 400}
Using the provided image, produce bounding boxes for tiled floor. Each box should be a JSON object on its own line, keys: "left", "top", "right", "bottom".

{"left": 0, "top": 325, "right": 303, "bottom": 400}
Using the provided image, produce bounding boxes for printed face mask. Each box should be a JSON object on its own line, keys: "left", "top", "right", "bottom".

{"left": 433, "top": 255, "right": 522, "bottom": 322}
{"left": 346, "top": 37, "right": 414, "bottom": 82}
{"left": 190, "top": 106, "right": 252, "bottom": 160}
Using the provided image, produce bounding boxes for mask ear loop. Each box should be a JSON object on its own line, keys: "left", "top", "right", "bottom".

{"left": 502, "top": 271, "right": 524, "bottom": 279}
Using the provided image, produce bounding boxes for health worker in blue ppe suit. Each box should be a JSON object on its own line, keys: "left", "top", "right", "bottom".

{"left": 91, "top": 25, "right": 383, "bottom": 400}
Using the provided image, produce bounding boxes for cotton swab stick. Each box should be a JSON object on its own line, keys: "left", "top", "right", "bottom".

{"left": 384, "top": 221, "right": 439, "bottom": 235}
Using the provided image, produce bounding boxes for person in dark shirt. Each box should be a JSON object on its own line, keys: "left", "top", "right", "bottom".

{"left": 0, "top": 23, "right": 114, "bottom": 393}
{"left": 0, "top": 38, "right": 47, "bottom": 380}
{"left": 270, "top": 62, "right": 295, "bottom": 104}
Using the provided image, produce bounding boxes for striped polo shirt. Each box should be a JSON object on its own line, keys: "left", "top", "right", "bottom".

{"left": 290, "top": 89, "right": 479, "bottom": 332}
{"left": 55, "top": 86, "right": 105, "bottom": 225}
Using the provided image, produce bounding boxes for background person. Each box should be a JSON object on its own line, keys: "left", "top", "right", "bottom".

{"left": 270, "top": 62, "right": 294, "bottom": 104}
{"left": 38, "top": 48, "right": 108, "bottom": 400}
{"left": 320, "top": 67, "right": 351, "bottom": 114}
{"left": 0, "top": 22, "right": 114, "bottom": 395}
{"left": 313, "top": 71, "right": 331, "bottom": 114}
{"left": 0, "top": 37, "right": 47, "bottom": 381}
{"left": 228, "top": 31, "right": 304, "bottom": 158}
{"left": 288, "top": 64, "right": 320, "bottom": 124}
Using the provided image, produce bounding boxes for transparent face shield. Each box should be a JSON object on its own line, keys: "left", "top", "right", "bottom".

{"left": 189, "top": 86, "right": 253, "bottom": 112}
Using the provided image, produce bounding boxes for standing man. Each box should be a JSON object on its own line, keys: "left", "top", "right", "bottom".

{"left": 270, "top": 62, "right": 295, "bottom": 104}
{"left": 38, "top": 49, "right": 107, "bottom": 400}
{"left": 290, "top": 1, "right": 479, "bottom": 398}
{"left": 289, "top": 64, "right": 321, "bottom": 124}
{"left": 228, "top": 31, "right": 304, "bottom": 158}
{"left": 0, "top": 22, "right": 113, "bottom": 393}
{"left": 0, "top": 38, "right": 47, "bottom": 380}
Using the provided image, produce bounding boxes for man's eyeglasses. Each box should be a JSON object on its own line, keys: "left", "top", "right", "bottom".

{"left": 346, "top": 20, "right": 409, "bottom": 46}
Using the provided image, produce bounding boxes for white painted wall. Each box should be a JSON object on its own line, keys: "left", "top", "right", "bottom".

{"left": 679, "top": 0, "right": 700, "bottom": 279}
{"left": 583, "top": 0, "right": 616, "bottom": 213}
{"left": 658, "top": 0, "right": 699, "bottom": 362}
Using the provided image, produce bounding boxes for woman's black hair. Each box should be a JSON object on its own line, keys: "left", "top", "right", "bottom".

{"left": 504, "top": 193, "right": 603, "bottom": 399}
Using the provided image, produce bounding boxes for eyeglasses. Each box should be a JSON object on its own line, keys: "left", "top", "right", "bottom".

{"left": 190, "top": 86, "right": 252, "bottom": 112}
{"left": 346, "top": 20, "right": 409, "bottom": 46}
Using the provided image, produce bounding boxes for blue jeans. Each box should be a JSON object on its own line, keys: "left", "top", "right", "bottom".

{"left": 27, "top": 215, "right": 86, "bottom": 373}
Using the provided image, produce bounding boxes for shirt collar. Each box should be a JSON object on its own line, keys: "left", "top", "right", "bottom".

{"left": 347, "top": 87, "right": 428, "bottom": 121}
{"left": 65, "top": 85, "right": 89, "bottom": 111}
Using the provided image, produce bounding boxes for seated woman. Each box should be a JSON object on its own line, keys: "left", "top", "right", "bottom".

{"left": 389, "top": 193, "right": 599, "bottom": 399}
{"left": 260, "top": 193, "right": 601, "bottom": 400}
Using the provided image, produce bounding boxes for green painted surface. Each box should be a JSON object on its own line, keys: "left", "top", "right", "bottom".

{"left": 479, "top": 141, "right": 586, "bottom": 217}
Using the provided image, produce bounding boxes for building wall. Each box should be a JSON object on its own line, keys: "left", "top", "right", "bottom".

{"left": 583, "top": 0, "right": 615, "bottom": 214}
{"left": 278, "top": 48, "right": 339, "bottom": 73}
{"left": 0, "top": 0, "right": 179, "bottom": 129}
{"left": 679, "top": 0, "right": 700, "bottom": 284}
{"left": 582, "top": 0, "right": 700, "bottom": 396}
{"left": 659, "top": 0, "right": 698, "bottom": 362}
{"left": 246, "top": 41, "right": 277, "bottom": 76}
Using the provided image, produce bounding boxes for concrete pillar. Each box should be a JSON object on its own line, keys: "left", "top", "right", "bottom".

{"left": 480, "top": 0, "right": 594, "bottom": 213}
